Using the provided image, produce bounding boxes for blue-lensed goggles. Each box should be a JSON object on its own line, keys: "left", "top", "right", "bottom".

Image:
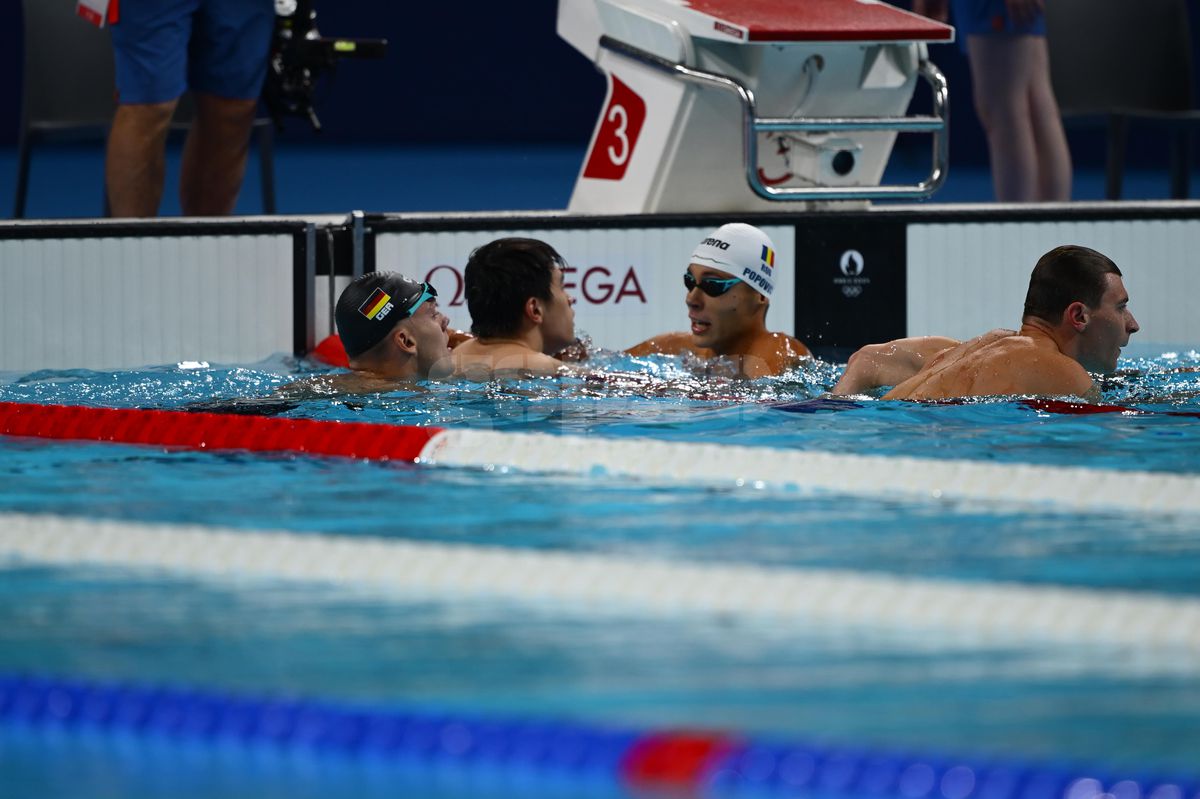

{"left": 399, "top": 283, "right": 437, "bottom": 319}
{"left": 683, "top": 272, "right": 742, "bottom": 297}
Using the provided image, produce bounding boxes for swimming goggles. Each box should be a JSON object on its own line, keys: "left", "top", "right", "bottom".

{"left": 399, "top": 282, "right": 437, "bottom": 319}
{"left": 683, "top": 271, "right": 742, "bottom": 297}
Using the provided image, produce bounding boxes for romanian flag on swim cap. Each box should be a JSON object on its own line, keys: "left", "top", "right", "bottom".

{"left": 359, "top": 288, "right": 392, "bottom": 320}
{"left": 761, "top": 244, "right": 775, "bottom": 271}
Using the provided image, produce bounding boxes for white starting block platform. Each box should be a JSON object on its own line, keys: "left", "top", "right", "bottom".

{"left": 559, "top": 0, "right": 954, "bottom": 213}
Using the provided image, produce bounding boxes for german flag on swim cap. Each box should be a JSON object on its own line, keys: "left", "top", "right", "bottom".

{"left": 689, "top": 223, "right": 778, "bottom": 299}
{"left": 359, "top": 287, "right": 394, "bottom": 321}
{"left": 336, "top": 272, "right": 426, "bottom": 358}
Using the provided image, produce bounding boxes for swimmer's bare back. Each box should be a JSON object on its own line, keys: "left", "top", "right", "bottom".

{"left": 884, "top": 328, "right": 1098, "bottom": 401}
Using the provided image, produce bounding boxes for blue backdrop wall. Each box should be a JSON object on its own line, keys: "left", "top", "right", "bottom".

{"left": 2, "top": 0, "right": 1193, "bottom": 170}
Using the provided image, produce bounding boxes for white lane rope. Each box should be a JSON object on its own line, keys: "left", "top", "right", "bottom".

{"left": 419, "top": 429, "right": 1200, "bottom": 516}
{"left": 2, "top": 512, "right": 1198, "bottom": 656}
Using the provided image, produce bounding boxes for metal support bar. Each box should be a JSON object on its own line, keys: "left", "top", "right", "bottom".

{"left": 325, "top": 228, "right": 337, "bottom": 340}
{"left": 598, "top": 35, "right": 949, "bottom": 201}
{"left": 351, "top": 210, "right": 365, "bottom": 279}
{"left": 303, "top": 223, "right": 317, "bottom": 354}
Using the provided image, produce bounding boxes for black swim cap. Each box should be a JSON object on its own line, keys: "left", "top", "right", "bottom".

{"left": 335, "top": 272, "right": 429, "bottom": 358}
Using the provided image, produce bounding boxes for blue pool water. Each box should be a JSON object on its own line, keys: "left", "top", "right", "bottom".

{"left": 1, "top": 349, "right": 1199, "bottom": 796}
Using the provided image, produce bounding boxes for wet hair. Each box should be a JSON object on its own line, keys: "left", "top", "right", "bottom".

{"left": 464, "top": 238, "right": 565, "bottom": 338}
{"left": 1022, "top": 245, "right": 1122, "bottom": 323}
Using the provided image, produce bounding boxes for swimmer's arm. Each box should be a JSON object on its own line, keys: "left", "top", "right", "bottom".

{"left": 448, "top": 329, "right": 473, "bottom": 348}
{"left": 626, "top": 332, "right": 693, "bottom": 357}
{"left": 832, "top": 336, "right": 959, "bottom": 395}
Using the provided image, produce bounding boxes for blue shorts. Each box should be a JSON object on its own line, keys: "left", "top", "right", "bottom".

{"left": 111, "top": 0, "right": 275, "bottom": 104}
{"left": 951, "top": 0, "right": 1045, "bottom": 51}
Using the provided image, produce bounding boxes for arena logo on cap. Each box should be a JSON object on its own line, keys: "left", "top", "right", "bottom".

{"left": 359, "top": 288, "right": 395, "bottom": 321}
{"left": 760, "top": 245, "right": 775, "bottom": 275}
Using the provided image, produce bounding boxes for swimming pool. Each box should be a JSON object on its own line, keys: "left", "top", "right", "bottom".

{"left": 1, "top": 348, "right": 1199, "bottom": 798}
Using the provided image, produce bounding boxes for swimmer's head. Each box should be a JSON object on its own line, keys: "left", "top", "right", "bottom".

{"left": 1023, "top": 245, "right": 1121, "bottom": 324}
{"left": 336, "top": 272, "right": 436, "bottom": 358}
{"left": 689, "top": 223, "right": 778, "bottom": 300}
{"left": 1024, "top": 245, "right": 1138, "bottom": 373}
{"left": 464, "top": 237, "right": 575, "bottom": 351}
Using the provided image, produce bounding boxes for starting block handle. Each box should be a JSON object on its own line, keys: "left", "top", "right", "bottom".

{"left": 598, "top": 36, "right": 949, "bottom": 202}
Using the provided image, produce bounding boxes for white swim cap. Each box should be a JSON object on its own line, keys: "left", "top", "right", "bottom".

{"left": 688, "top": 223, "right": 777, "bottom": 299}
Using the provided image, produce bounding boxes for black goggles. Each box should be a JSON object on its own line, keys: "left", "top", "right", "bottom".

{"left": 683, "top": 271, "right": 742, "bottom": 297}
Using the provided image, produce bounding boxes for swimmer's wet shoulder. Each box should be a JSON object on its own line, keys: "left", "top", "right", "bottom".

{"left": 449, "top": 339, "right": 574, "bottom": 378}
{"left": 739, "top": 331, "right": 811, "bottom": 377}
{"left": 630, "top": 331, "right": 808, "bottom": 378}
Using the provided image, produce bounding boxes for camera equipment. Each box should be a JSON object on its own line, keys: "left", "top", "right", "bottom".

{"left": 263, "top": 0, "right": 388, "bottom": 131}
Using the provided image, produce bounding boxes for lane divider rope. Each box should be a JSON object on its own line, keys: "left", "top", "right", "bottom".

{"left": 0, "top": 672, "right": 1195, "bottom": 799}
{"left": 420, "top": 428, "right": 1200, "bottom": 514}
{"left": 3, "top": 512, "right": 1199, "bottom": 654}
{"left": 1022, "top": 398, "right": 1200, "bottom": 419}
{"left": 2, "top": 401, "right": 1200, "bottom": 514}
{"left": 0, "top": 400, "right": 438, "bottom": 460}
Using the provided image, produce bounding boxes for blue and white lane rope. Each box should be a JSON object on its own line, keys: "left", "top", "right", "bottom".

{"left": 2, "top": 512, "right": 1199, "bottom": 654}
{"left": 0, "top": 672, "right": 1196, "bottom": 799}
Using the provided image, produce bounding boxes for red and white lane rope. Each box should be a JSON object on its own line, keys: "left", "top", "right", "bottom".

{"left": 2, "top": 512, "right": 1199, "bottom": 655}
{"left": 2, "top": 401, "right": 1198, "bottom": 515}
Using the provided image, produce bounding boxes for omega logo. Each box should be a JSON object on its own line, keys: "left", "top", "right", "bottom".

{"left": 424, "top": 264, "right": 647, "bottom": 307}
{"left": 562, "top": 265, "right": 647, "bottom": 304}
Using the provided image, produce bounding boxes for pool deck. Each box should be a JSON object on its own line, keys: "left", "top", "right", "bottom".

{"left": 2, "top": 143, "right": 1198, "bottom": 219}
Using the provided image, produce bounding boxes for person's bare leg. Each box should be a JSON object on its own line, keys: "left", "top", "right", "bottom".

{"left": 106, "top": 100, "right": 178, "bottom": 217}
{"left": 179, "top": 93, "right": 259, "bottom": 215}
{"left": 1025, "top": 38, "right": 1073, "bottom": 201}
{"left": 967, "top": 35, "right": 1039, "bottom": 202}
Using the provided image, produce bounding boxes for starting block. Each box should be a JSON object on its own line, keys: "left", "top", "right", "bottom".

{"left": 558, "top": 0, "right": 954, "bottom": 212}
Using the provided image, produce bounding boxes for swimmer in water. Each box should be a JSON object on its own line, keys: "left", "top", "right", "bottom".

{"left": 627, "top": 223, "right": 810, "bottom": 378}
{"left": 450, "top": 237, "right": 579, "bottom": 378}
{"left": 278, "top": 272, "right": 455, "bottom": 397}
{"left": 833, "top": 244, "right": 1139, "bottom": 402}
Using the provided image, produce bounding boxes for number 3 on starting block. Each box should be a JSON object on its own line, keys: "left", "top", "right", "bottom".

{"left": 582, "top": 76, "right": 646, "bottom": 181}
